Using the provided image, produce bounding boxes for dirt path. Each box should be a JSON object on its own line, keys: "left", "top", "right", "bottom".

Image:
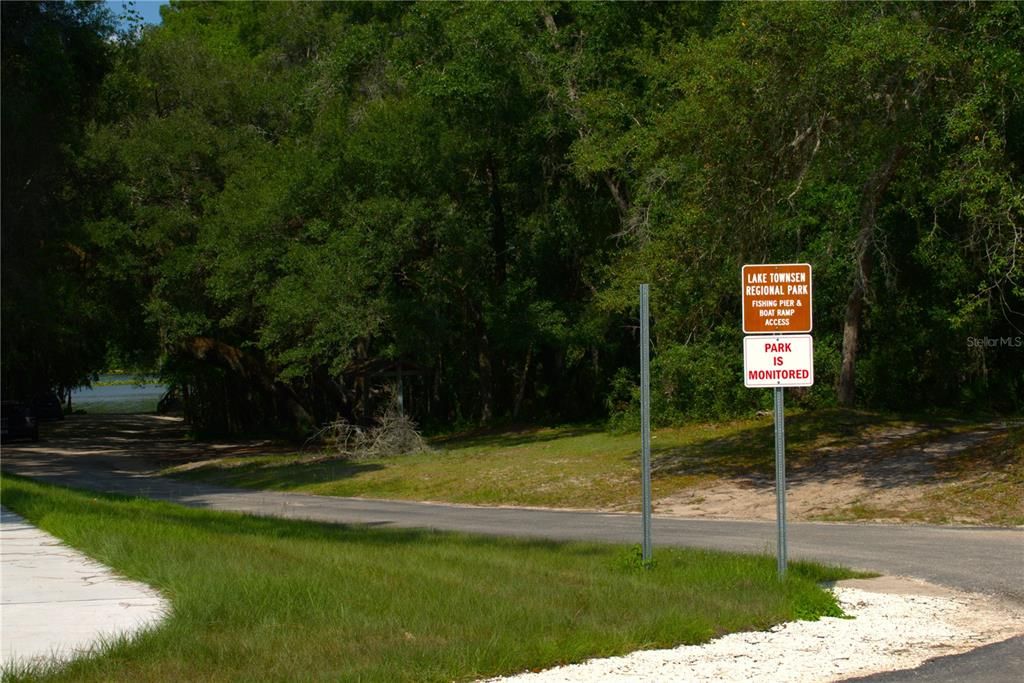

{"left": 655, "top": 420, "right": 1023, "bottom": 524}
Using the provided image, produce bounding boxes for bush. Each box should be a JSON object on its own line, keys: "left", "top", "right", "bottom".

{"left": 606, "top": 327, "right": 844, "bottom": 429}
{"left": 651, "top": 339, "right": 760, "bottom": 421}
{"left": 606, "top": 334, "right": 762, "bottom": 429}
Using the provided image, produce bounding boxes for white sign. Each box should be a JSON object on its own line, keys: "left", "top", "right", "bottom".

{"left": 743, "top": 335, "right": 814, "bottom": 388}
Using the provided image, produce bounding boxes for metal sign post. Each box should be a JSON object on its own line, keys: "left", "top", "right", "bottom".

{"left": 773, "top": 387, "right": 787, "bottom": 578}
{"left": 640, "top": 284, "right": 652, "bottom": 563}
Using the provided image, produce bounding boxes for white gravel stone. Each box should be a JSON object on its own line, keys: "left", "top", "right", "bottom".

{"left": 484, "top": 579, "right": 1024, "bottom": 682}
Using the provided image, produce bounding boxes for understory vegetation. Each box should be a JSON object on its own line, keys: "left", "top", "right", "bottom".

{"left": 3, "top": 2, "right": 1022, "bottom": 435}
{"left": 0, "top": 476, "right": 859, "bottom": 682}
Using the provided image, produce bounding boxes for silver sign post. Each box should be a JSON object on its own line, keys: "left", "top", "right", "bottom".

{"left": 773, "top": 386, "right": 787, "bottom": 578}
{"left": 640, "top": 284, "right": 652, "bottom": 563}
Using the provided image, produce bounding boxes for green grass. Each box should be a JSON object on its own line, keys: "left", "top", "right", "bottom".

{"left": 166, "top": 408, "right": 993, "bottom": 512}
{"left": 0, "top": 475, "right": 861, "bottom": 682}
{"left": 164, "top": 417, "right": 782, "bottom": 509}
{"left": 169, "top": 425, "right": 666, "bottom": 509}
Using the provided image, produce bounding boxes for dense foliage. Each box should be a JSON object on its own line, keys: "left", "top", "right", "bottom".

{"left": 3, "top": 1, "right": 1021, "bottom": 433}
{"left": 1, "top": 1, "right": 130, "bottom": 400}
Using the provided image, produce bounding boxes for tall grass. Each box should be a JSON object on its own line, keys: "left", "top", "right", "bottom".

{"left": 1, "top": 475, "right": 857, "bottom": 682}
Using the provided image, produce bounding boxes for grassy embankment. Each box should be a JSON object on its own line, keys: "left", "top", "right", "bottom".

{"left": 166, "top": 409, "right": 1023, "bottom": 524}
{"left": 1, "top": 475, "right": 859, "bottom": 682}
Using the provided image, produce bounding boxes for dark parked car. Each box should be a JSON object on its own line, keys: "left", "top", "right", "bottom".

{"left": 31, "top": 392, "right": 64, "bottom": 421}
{"left": 1, "top": 401, "right": 39, "bottom": 442}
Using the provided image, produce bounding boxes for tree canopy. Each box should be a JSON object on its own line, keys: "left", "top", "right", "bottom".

{"left": 3, "top": 1, "right": 1021, "bottom": 433}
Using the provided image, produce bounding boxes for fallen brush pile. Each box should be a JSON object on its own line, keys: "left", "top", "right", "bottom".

{"left": 308, "top": 412, "right": 430, "bottom": 459}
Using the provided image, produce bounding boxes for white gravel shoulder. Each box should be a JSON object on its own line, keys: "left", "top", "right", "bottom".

{"left": 484, "top": 577, "right": 1024, "bottom": 682}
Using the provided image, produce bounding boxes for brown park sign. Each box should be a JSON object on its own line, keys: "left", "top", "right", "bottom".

{"left": 741, "top": 263, "right": 812, "bottom": 334}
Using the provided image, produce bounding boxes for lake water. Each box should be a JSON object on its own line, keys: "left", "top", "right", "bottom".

{"left": 70, "top": 375, "right": 169, "bottom": 414}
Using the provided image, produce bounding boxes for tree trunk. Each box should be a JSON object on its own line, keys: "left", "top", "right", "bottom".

{"left": 485, "top": 155, "right": 508, "bottom": 287}
{"left": 603, "top": 173, "right": 630, "bottom": 222}
{"left": 355, "top": 337, "right": 368, "bottom": 421}
{"left": 478, "top": 339, "right": 494, "bottom": 423}
{"left": 513, "top": 342, "right": 533, "bottom": 419}
{"left": 432, "top": 353, "right": 443, "bottom": 420}
{"left": 176, "top": 335, "right": 312, "bottom": 434}
{"left": 838, "top": 146, "right": 906, "bottom": 406}
{"left": 473, "top": 309, "right": 494, "bottom": 423}
{"left": 838, "top": 282, "right": 866, "bottom": 407}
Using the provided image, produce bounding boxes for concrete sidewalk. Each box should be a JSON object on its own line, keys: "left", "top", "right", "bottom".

{"left": 0, "top": 507, "right": 167, "bottom": 671}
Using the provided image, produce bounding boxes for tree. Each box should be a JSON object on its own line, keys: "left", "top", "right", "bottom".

{"left": 1, "top": 1, "right": 123, "bottom": 398}
{"left": 44, "top": 0, "right": 1021, "bottom": 434}
{"left": 571, "top": 1, "right": 1023, "bottom": 414}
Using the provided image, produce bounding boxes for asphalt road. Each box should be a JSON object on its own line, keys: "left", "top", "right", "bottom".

{"left": 2, "top": 415, "right": 1022, "bottom": 681}
{"left": 847, "top": 636, "right": 1024, "bottom": 683}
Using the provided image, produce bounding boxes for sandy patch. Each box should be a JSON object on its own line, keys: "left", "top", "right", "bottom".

{"left": 653, "top": 421, "right": 1023, "bottom": 523}
{"left": 654, "top": 477, "right": 930, "bottom": 521}
{"left": 483, "top": 576, "right": 1024, "bottom": 682}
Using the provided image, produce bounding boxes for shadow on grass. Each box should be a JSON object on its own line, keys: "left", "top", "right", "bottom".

{"left": 429, "top": 424, "right": 604, "bottom": 451}
{"left": 3, "top": 414, "right": 389, "bottom": 498}
{"left": 11, "top": 414, "right": 291, "bottom": 465}
{"left": 0, "top": 473, "right": 613, "bottom": 556}
{"left": 173, "top": 458, "right": 386, "bottom": 490}
{"left": 650, "top": 408, "right": 1016, "bottom": 491}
